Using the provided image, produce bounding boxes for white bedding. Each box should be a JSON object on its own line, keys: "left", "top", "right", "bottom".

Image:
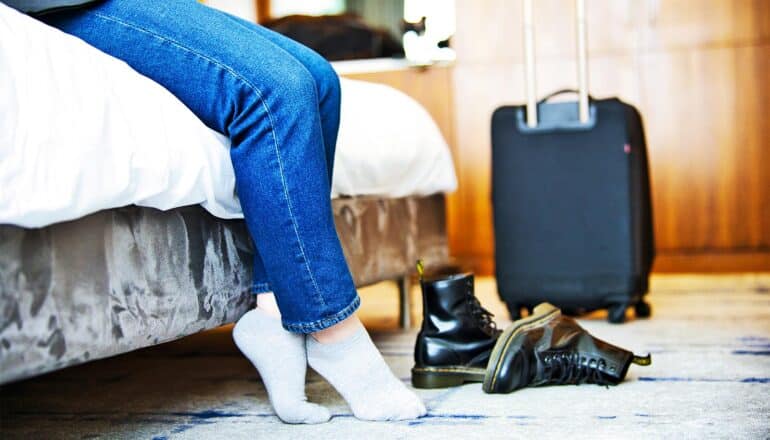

{"left": 0, "top": 4, "right": 456, "bottom": 228}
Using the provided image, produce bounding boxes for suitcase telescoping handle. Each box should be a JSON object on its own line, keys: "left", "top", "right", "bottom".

{"left": 523, "top": 0, "right": 589, "bottom": 128}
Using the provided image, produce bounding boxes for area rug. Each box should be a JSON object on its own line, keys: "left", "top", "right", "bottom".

{"left": 1, "top": 274, "right": 768, "bottom": 439}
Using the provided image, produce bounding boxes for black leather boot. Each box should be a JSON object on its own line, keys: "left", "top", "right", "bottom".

{"left": 412, "top": 268, "right": 502, "bottom": 389}
{"left": 483, "top": 303, "right": 651, "bottom": 394}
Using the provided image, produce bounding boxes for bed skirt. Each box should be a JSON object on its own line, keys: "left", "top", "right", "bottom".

{"left": 0, "top": 194, "right": 448, "bottom": 384}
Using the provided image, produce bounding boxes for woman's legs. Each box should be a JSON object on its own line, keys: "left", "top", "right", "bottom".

{"left": 214, "top": 11, "right": 340, "bottom": 183}
{"left": 211, "top": 10, "right": 342, "bottom": 311}
{"left": 41, "top": 0, "right": 358, "bottom": 332}
{"left": 39, "top": 0, "right": 424, "bottom": 422}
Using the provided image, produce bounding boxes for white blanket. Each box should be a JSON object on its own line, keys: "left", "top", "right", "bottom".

{"left": 0, "top": 4, "right": 456, "bottom": 228}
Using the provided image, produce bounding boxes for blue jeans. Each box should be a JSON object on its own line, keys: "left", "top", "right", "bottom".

{"left": 39, "top": 0, "right": 359, "bottom": 333}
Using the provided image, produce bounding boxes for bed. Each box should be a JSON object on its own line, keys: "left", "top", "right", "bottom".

{"left": 0, "top": 5, "right": 456, "bottom": 384}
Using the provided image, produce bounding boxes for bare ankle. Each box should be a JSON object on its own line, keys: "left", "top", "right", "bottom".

{"left": 256, "top": 293, "right": 282, "bottom": 318}
{"left": 312, "top": 315, "right": 363, "bottom": 344}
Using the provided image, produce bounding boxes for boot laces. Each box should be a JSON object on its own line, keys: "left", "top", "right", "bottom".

{"left": 542, "top": 352, "right": 611, "bottom": 385}
{"left": 465, "top": 292, "right": 501, "bottom": 336}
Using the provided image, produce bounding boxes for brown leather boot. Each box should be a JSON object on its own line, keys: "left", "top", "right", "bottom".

{"left": 483, "top": 303, "right": 651, "bottom": 394}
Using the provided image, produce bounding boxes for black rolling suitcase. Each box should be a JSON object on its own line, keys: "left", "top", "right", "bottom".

{"left": 491, "top": 0, "right": 654, "bottom": 323}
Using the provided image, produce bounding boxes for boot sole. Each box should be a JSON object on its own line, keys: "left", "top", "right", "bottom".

{"left": 482, "top": 303, "right": 560, "bottom": 393}
{"left": 411, "top": 365, "right": 486, "bottom": 389}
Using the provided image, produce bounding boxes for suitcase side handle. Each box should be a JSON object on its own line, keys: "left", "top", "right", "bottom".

{"left": 523, "top": 0, "right": 590, "bottom": 128}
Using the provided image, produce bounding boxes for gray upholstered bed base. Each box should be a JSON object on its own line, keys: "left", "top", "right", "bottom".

{"left": 0, "top": 194, "right": 448, "bottom": 384}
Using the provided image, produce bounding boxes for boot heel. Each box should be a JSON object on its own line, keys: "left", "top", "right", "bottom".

{"left": 412, "top": 369, "right": 466, "bottom": 389}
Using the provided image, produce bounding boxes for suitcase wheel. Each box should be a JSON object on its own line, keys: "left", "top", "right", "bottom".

{"left": 635, "top": 300, "right": 652, "bottom": 318}
{"left": 607, "top": 303, "right": 628, "bottom": 324}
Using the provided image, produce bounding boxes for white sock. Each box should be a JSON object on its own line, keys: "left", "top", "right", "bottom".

{"left": 233, "top": 309, "right": 331, "bottom": 424}
{"left": 306, "top": 327, "right": 427, "bottom": 421}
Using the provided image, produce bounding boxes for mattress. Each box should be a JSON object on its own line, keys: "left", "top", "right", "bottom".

{"left": 0, "top": 194, "right": 449, "bottom": 384}
{"left": 0, "top": 4, "right": 457, "bottom": 228}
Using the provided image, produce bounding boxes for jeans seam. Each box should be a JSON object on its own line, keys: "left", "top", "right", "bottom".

{"left": 89, "top": 11, "right": 329, "bottom": 309}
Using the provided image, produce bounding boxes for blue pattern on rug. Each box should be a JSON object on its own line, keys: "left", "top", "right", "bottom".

{"left": 638, "top": 376, "right": 770, "bottom": 383}
{"left": 170, "top": 410, "right": 246, "bottom": 419}
{"left": 1, "top": 275, "right": 769, "bottom": 438}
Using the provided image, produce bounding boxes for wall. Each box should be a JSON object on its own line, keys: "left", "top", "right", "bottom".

{"left": 205, "top": 0, "right": 257, "bottom": 21}
{"left": 449, "top": 0, "right": 770, "bottom": 273}
{"left": 340, "top": 65, "right": 456, "bottom": 151}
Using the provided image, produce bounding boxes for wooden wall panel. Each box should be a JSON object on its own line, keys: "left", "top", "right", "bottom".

{"left": 638, "top": 0, "right": 770, "bottom": 50}
{"left": 451, "top": 0, "right": 770, "bottom": 273}
{"left": 451, "top": 0, "right": 770, "bottom": 63}
{"left": 639, "top": 45, "right": 770, "bottom": 252}
{"left": 254, "top": 0, "right": 270, "bottom": 22}
{"left": 452, "top": 0, "right": 645, "bottom": 63}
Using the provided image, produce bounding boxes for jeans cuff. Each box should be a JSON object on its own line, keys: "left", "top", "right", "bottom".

{"left": 251, "top": 282, "right": 271, "bottom": 294}
{"left": 282, "top": 295, "right": 361, "bottom": 334}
